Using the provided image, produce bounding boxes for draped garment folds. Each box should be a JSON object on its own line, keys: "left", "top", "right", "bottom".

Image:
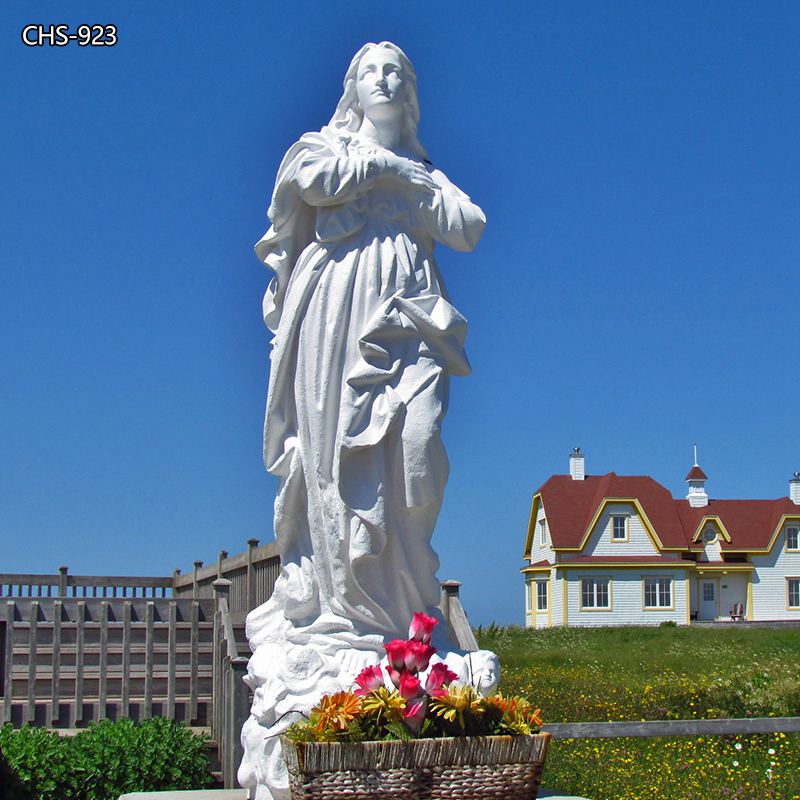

{"left": 251, "top": 127, "right": 485, "bottom": 646}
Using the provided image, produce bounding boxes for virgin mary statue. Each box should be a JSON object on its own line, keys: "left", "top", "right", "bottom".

{"left": 240, "top": 42, "right": 491, "bottom": 798}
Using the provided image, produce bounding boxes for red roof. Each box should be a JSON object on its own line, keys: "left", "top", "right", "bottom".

{"left": 534, "top": 473, "right": 688, "bottom": 549}
{"left": 534, "top": 473, "right": 800, "bottom": 553}
{"left": 685, "top": 465, "right": 708, "bottom": 481}
{"left": 677, "top": 499, "right": 798, "bottom": 550}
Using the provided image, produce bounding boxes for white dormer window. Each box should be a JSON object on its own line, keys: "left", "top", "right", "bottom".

{"left": 611, "top": 515, "right": 628, "bottom": 542}
{"left": 787, "top": 527, "right": 799, "bottom": 551}
{"left": 539, "top": 519, "right": 548, "bottom": 546}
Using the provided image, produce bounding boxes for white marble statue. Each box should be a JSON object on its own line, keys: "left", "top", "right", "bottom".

{"left": 239, "top": 42, "right": 497, "bottom": 800}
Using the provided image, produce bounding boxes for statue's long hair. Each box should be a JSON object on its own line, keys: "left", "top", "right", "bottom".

{"left": 327, "top": 42, "right": 428, "bottom": 160}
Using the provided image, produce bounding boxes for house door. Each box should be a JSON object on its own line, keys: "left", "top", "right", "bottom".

{"left": 700, "top": 580, "right": 718, "bottom": 620}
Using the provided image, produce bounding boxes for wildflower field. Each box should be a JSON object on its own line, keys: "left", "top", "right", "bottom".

{"left": 476, "top": 625, "right": 800, "bottom": 800}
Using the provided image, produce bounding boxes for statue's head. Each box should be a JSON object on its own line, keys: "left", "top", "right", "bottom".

{"left": 329, "top": 41, "right": 426, "bottom": 158}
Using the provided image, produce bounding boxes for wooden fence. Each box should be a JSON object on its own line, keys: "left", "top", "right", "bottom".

{"left": 0, "top": 569, "right": 173, "bottom": 599}
{"left": 1, "top": 596, "right": 215, "bottom": 728}
{"left": 1, "top": 546, "right": 483, "bottom": 788}
{"left": 0, "top": 566, "right": 252, "bottom": 785}
{"left": 173, "top": 539, "right": 281, "bottom": 620}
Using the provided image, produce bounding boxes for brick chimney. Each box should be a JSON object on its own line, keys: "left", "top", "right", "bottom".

{"left": 791, "top": 472, "right": 800, "bottom": 505}
{"left": 569, "top": 447, "right": 585, "bottom": 481}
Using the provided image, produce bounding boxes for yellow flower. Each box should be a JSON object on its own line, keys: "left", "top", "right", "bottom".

{"left": 361, "top": 685, "right": 406, "bottom": 720}
{"left": 430, "top": 684, "right": 484, "bottom": 728}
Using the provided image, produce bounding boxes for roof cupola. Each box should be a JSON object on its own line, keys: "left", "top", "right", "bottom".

{"left": 685, "top": 445, "right": 709, "bottom": 507}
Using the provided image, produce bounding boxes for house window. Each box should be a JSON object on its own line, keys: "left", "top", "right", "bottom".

{"left": 611, "top": 515, "right": 628, "bottom": 541}
{"left": 703, "top": 583, "right": 715, "bottom": 602}
{"left": 788, "top": 578, "right": 800, "bottom": 610}
{"left": 539, "top": 519, "right": 548, "bottom": 546}
{"left": 702, "top": 528, "right": 718, "bottom": 545}
{"left": 581, "top": 577, "right": 611, "bottom": 609}
{"left": 525, "top": 582, "right": 532, "bottom": 613}
{"left": 787, "top": 527, "right": 799, "bottom": 551}
{"left": 644, "top": 576, "right": 672, "bottom": 609}
{"left": 536, "top": 581, "right": 548, "bottom": 611}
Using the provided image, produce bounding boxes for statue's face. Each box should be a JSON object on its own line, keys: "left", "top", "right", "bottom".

{"left": 356, "top": 47, "right": 407, "bottom": 123}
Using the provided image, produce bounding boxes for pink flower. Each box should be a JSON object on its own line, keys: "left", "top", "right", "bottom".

{"left": 384, "top": 639, "right": 409, "bottom": 671}
{"left": 403, "top": 696, "right": 427, "bottom": 734}
{"left": 403, "top": 640, "right": 436, "bottom": 674}
{"left": 353, "top": 665, "right": 384, "bottom": 696}
{"left": 424, "top": 663, "right": 459, "bottom": 698}
{"left": 408, "top": 612, "right": 438, "bottom": 644}
{"left": 386, "top": 665, "right": 403, "bottom": 689}
{"left": 398, "top": 672, "right": 422, "bottom": 701}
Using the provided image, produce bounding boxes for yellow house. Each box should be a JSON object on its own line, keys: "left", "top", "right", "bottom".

{"left": 522, "top": 449, "right": 800, "bottom": 627}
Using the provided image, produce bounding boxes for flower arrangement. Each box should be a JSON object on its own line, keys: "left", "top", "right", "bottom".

{"left": 285, "top": 613, "right": 542, "bottom": 744}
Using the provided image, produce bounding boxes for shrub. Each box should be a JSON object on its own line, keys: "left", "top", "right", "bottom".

{"left": 0, "top": 725, "right": 68, "bottom": 800}
{"left": 0, "top": 718, "right": 212, "bottom": 800}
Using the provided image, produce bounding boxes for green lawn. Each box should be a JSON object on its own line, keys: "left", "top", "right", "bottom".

{"left": 476, "top": 625, "right": 800, "bottom": 799}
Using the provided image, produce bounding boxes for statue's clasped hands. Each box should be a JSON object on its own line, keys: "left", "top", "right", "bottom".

{"left": 383, "top": 152, "right": 438, "bottom": 199}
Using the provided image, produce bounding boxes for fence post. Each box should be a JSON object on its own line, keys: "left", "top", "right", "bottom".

{"left": 3, "top": 601, "right": 14, "bottom": 724}
{"left": 98, "top": 601, "right": 109, "bottom": 721}
{"left": 50, "top": 600, "right": 62, "bottom": 725}
{"left": 121, "top": 601, "right": 131, "bottom": 720}
{"left": 27, "top": 601, "right": 38, "bottom": 723}
{"left": 226, "top": 657, "right": 250, "bottom": 789}
{"left": 211, "top": 578, "right": 231, "bottom": 786}
{"left": 192, "top": 561, "right": 203, "bottom": 597}
{"left": 246, "top": 539, "right": 259, "bottom": 612}
{"left": 58, "top": 566, "right": 69, "bottom": 597}
{"left": 214, "top": 578, "right": 232, "bottom": 610}
{"left": 212, "top": 578, "right": 232, "bottom": 773}
{"left": 166, "top": 600, "right": 177, "bottom": 720}
{"left": 74, "top": 601, "right": 85, "bottom": 725}
{"left": 189, "top": 600, "right": 200, "bottom": 723}
{"left": 143, "top": 602, "right": 154, "bottom": 719}
{"left": 440, "top": 579, "right": 461, "bottom": 626}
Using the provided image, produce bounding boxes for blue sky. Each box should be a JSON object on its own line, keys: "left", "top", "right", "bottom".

{"left": 2, "top": 1, "right": 798, "bottom": 625}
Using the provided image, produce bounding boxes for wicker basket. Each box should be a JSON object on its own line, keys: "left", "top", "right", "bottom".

{"left": 281, "top": 733, "right": 551, "bottom": 800}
